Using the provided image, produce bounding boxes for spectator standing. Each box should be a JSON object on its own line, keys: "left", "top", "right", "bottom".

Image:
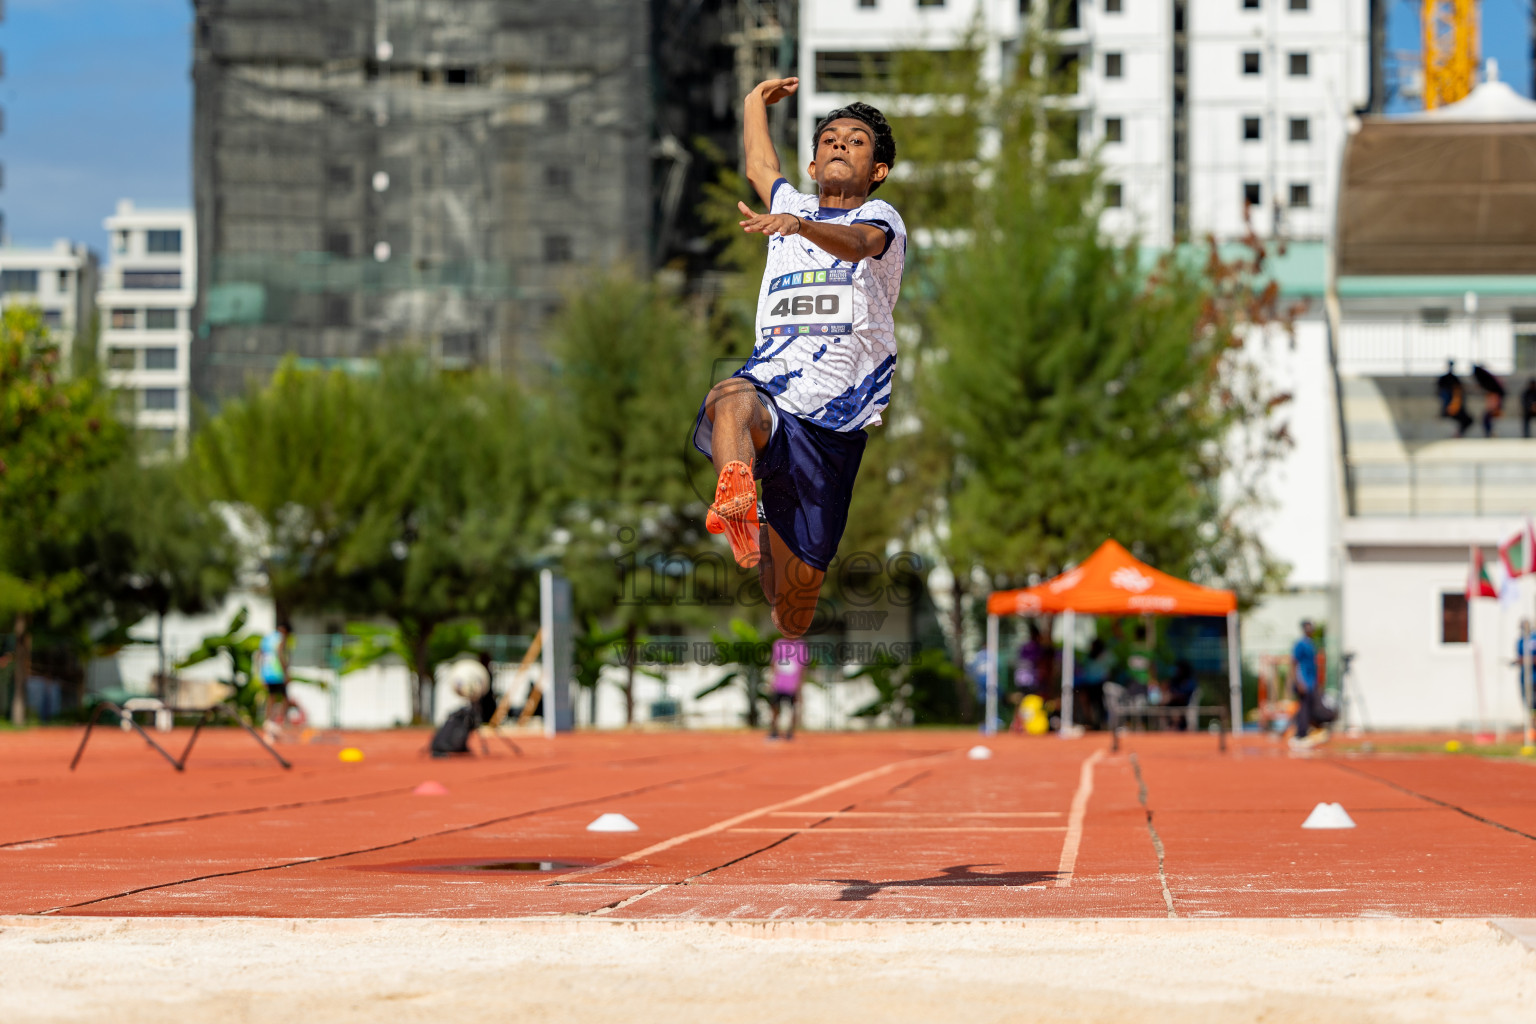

{"left": 1512, "top": 619, "right": 1536, "bottom": 721}
{"left": 768, "top": 638, "right": 806, "bottom": 740}
{"left": 1523, "top": 380, "right": 1536, "bottom": 438}
{"left": 254, "top": 621, "right": 303, "bottom": 739}
{"left": 1289, "top": 619, "right": 1326, "bottom": 747}
{"left": 1077, "top": 638, "right": 1113, "bottom": 730}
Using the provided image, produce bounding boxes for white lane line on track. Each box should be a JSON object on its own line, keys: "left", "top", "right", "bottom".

{"left": 728, "top": 827, "right": 1068, "bottom": 834}
{"left": 766, "top": 811, "right": 1063, "bottom": 818}
{"left": 1055, "top": 749, "right": 1106, "bottom": 889}
{"left": 555, "top": 750, "right": 957, "bottom": 883}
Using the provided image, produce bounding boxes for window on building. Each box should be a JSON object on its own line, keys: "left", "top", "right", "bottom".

{"left": 145, "top": 308, "right": 177, "bottom": 330}
{"left": 144, "top": 428, "right": 177, "bottom": 453}
{"left": 122, "top": 270, "right": 182, "bottom": 290}
{"left": 815, "top": 50, "right": 895, "bottom": 92}
{"left": 146, "top": 229, "right": 182, "bottom": 254}
{"left": 1289, "top": 52, "right": 1310, "bottom": 76}
{"left": 860, "top": 0, "right": 877, "bottom": 6}
{"left": 546, "top": 165, "right": 573, "bottom": 192}
{"left": 57, "top": 269, "right": 70, "bottom": 291}
{"left": 42, "top": 310, "right": 63, "bottom": 329}
{"left": 110, "top": 309, "right": 137, "bottom": 330}
{"left": 323, "top": 294, "right": 351, "bottom": 327}
{"left": 1104, "top": 116, "right": 1123, "bottom": 143}
{"left": 326, "top": 164, "right": 353, "bottom": 191}
{"left": 144, "top": 347, "right": 177, "bottom": 371}
{"left": 325, "top": 231, "right": 352, "bottom": 258}
{"left": 1243, "top": 116, "right": 1262, "bottom": 140}
{"left": 107, "top": 347, "right": 136, "bottom": 371}
{"left": 0, "top": 268, "right": 39, "bottom": 294}
{"left": 445, "top": 67, "right": 476, "bottom": 85}
{"left": 1106, "top": 0, "right": 1123, "bottom": 11}
{"left": 544, "top": 235, "right": 574, "bottom": 263}
{"left": 1441, "top": 592, "right": 1469, "bottom": 644}
{"left": 917, "top": 0, "right": 945, "bottom": 6}
{"left": 1104, "top": 182, "right": 1123, "bottom": 208}
{"left": 115, "top": 230, "right": 130, "bottom": 254}
{"left": 1420, "top": 307, "right": 1450, "bottom": 325}
{"left": 1289, "top": 117, "right": 1311, "bottom": 141}
{"left": 1243, "top": 0, "right": 1260, "bottom": 8}
{"left": 1243, "top": 181, "right": 1261, "bottom": 206}
{"left": 546, "top": 98, "right": 568, "bottom": 128}
{"left": 1105, "top": 53, "right": 1123, "bottom": 79}
{"left": 1289, "top": 0, "right": 1308, "bottom": 9}
{"left": 1242, "top": 51, "right": 1261, "bottom": 75}
{"left": 1289, "top": 183, "right": 1311, "bottom": 207}
{"left": 143, "top": 388, "right": 177, "bottom": 411}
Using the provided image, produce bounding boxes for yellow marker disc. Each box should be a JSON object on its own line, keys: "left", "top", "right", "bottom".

{"left": 1444, "top": 740, "right": 1462, "bottom": 753}
{"left": 339, "top": 747, "right": 365, "bottom": 763}
{"left": 1520, "top": 745, "right": 1536, "bottom": 757}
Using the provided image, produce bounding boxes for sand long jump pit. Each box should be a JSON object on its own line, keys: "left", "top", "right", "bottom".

{"left": 3, "top": 728, "right": 1535, "bottom": 1020}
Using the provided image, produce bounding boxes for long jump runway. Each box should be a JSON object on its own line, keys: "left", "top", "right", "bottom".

{"left": 3, "top": 728, "right": 1536, "bottom": 920}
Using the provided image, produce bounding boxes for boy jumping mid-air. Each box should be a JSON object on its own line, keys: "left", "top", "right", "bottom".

{"left": 694, "top": 77, "right": 906, "bottom": 638}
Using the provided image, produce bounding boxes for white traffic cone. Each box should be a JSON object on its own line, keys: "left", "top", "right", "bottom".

{"left": 587, "top": 812, "right": 639, "bottom": 832}
{"left": 1301, "top": 802, "right": 1356, "bottom": 829}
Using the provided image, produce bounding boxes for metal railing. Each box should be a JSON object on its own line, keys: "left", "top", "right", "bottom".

{"left": 1337, "top": 317, "right": 1526, "bottom": 376}
{"left": 1349, "top": 458, "right": 1536, "bottom": 516}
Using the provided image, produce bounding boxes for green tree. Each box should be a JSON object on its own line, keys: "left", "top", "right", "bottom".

{"left": 81, "top": 455, "right": 239, "bottom": 693}
{"left": 189, "top": 358, "right": 386, "bottom": 623}
{"left": 549, "top": 267, "right": 740, "bottom": 722}
{"left": 334, "top": 363, "right": 551, "bottom": 722}
{"left": 0, "top": 308, "right": 125, "bottom": 725}
{"left": 694, "top": 618, "right": 779, "bottom": 728}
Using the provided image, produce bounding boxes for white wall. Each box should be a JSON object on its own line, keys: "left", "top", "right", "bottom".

{"left": 1343, "top": 520, "right": 1533, "bottom": 730}
{"left": 1247, "top": 316, "right": 1336, "bottom": 588}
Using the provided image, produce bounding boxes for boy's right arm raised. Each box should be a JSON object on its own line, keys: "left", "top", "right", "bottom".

{"left": 744, "top": 77, "right": 798, "bottom": 207}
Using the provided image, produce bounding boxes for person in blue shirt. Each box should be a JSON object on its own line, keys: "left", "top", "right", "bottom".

{"left": 1290, "top": 620, "right": 1322, "bottom": 745}
{"left": 1512, "top": 619, "right": 1536, "bottom": 713}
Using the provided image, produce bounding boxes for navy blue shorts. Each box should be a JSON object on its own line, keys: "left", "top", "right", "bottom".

{"left": 693, "top": 379, "right": 868, "bottom": 572}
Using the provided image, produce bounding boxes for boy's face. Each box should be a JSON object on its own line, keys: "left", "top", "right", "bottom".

{"left": 809, "top": 117, "right": 888, "bottom": 195}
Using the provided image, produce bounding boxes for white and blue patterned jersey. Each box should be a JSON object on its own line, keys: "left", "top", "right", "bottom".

{"left": 740, "top": 178, "right": 907, "bottom": 432}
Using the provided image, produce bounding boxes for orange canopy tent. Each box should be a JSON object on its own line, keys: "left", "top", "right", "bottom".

{"left": 986, "top": 539, "right": 1237, "bottom": 617}
{"left": 983, "top": 539, "right": 1241, "bottom": 737}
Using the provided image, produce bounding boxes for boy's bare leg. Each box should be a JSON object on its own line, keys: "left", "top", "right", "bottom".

{"left": 764, "top": 525, "right": 824, "bottom": 639}
{"left": 704, "top": 378, "right": 773, "bottom": 568}
{"left": 703, "top": 377, "right": 772, "bottom": 472}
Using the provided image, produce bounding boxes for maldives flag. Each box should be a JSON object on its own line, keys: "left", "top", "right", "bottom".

{"left": 1500, "top": 519, "right": 1536, "bottom": 578}
{"left": 1468, "top": 546, "right": 1498, "bottom": 600}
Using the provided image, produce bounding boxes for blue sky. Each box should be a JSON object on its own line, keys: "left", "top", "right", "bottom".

{"left": 0, "top": 1, "right": 1532, "bottom": 250}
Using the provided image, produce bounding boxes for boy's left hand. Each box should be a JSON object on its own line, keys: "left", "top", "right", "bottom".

{"left": 737, "top": 201, "right": 800, "bottom": 237}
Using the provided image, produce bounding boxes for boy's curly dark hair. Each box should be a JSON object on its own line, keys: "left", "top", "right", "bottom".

{"left": 812, "top": 102, "right": 896, "bottom": 193}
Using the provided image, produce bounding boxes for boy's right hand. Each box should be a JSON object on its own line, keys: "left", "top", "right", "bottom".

{"left": 754, "top": 77, "right": 799, "bottom": 105}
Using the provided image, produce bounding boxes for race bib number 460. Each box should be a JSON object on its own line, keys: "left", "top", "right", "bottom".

{"left": 761, "top": 267, "right": 853, "bottom": 340}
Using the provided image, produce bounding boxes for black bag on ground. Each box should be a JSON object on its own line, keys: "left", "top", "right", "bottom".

{"left": 1311, "top": 687, "right": 1339, "bottom": 725}
{"left": 431, "top": 705, "right": 480, "bottom": 757}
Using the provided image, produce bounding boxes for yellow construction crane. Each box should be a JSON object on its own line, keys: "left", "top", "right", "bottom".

{"left": 1422, "top": 0, "right": 1480, "bottom": 109}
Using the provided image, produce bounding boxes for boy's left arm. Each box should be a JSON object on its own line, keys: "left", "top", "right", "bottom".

{"left": 736, "top": 202, "right": 888, "bottom": 263}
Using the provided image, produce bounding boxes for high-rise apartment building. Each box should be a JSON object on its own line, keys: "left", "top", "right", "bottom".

{"left": 98, "top": 202, "right": 197, "bottom": 454}
{"left": 798, "top": 0, "right": 1369, "bottom": 247}
{"left": 0, "top": 240, "right": 96, "bottom": 365}
{"left": 190, "top": 0, "right": 652, "bottom": 402}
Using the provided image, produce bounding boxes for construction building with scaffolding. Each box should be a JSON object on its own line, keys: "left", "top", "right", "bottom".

{"left": 190, "top": 0, "right": 655, "bottom": 400}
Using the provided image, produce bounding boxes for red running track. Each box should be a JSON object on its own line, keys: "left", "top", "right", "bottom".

{"left": 1, "top": 727, "right": 1533, "bottom": 919}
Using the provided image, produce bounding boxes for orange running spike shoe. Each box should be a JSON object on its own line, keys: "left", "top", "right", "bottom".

{"left": 706, "top": 459, "right": 760, "bottom": 568}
